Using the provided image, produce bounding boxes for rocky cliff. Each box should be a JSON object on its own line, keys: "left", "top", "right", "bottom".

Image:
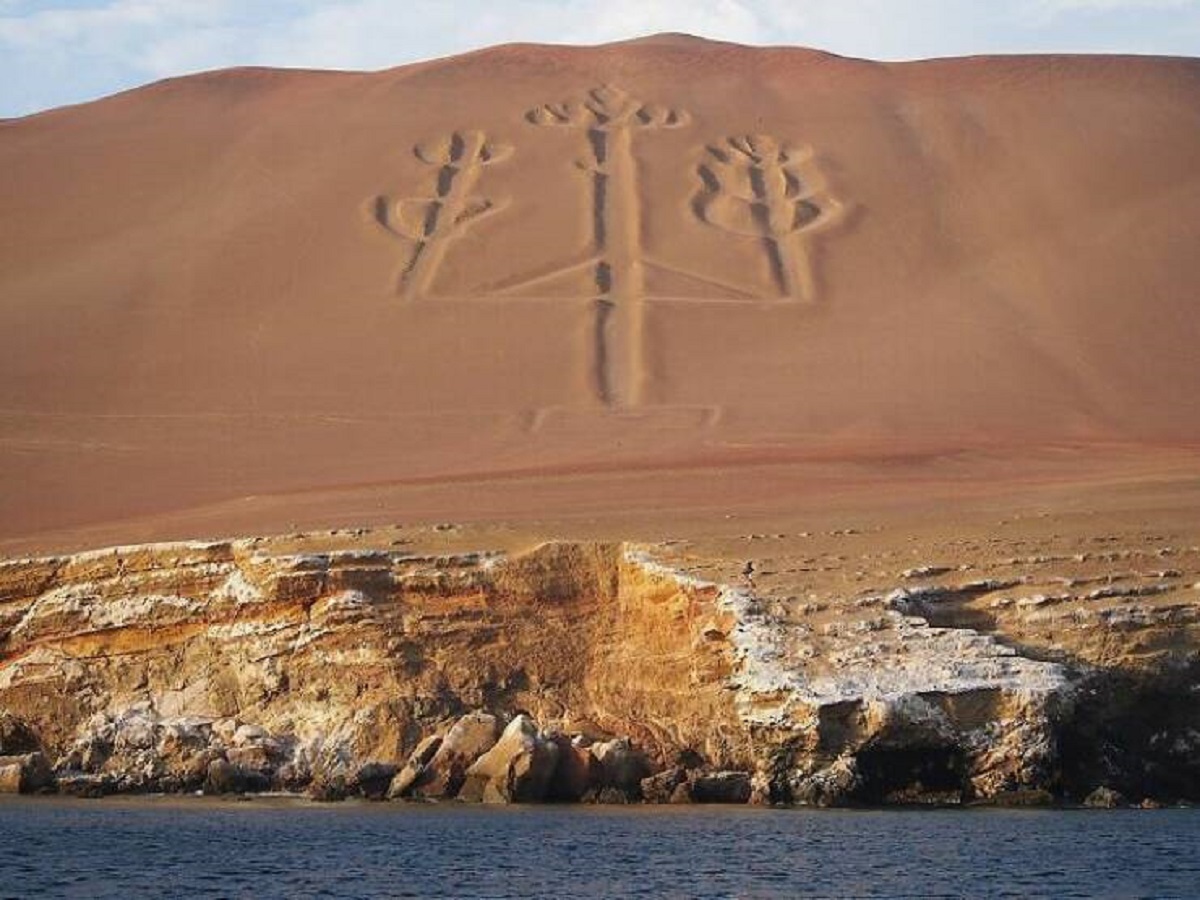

{"left": 1, "top": 530, "right": 1197, "bottom": 806}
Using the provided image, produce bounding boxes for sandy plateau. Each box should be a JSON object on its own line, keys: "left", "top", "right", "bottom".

{"left": 0, "top": 35, "right": 1198, "bottom": 806}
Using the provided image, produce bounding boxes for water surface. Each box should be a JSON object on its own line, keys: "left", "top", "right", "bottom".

{"left": 1, "top": 798, "right": 1196, "bottom": 898}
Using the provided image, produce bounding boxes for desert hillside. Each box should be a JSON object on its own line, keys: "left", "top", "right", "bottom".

{"left": 2, "top": 38, "right": 1199, "bottom": 807}
{"left": 0, "top": 35, "right": 1198, "bottom": 551}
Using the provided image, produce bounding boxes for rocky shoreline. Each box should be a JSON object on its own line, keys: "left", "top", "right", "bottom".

{"left": 2, "top": 534, "right": 1197, "bottom": 809}
{"left": 0, "top": 705, "right": 1184, "bottom": 809}
{"left": 2, "top": 707, "right": 755, "bottom": 805}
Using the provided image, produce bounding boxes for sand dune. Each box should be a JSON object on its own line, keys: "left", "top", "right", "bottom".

{"left": 1, "top": 35, "right": 1198, "bottom": 550}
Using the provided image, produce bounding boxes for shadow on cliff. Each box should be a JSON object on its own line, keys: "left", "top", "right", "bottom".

{"left": 903, "top": 593, "right": 1200, "bottom": 803}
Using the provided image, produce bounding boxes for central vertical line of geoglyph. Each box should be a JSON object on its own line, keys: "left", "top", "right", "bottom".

{"left": 528, "top": 86, "right": 689, "bottom": 408}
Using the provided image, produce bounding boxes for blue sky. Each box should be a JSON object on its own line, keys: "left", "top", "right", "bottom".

{"left": 2, "top": 0, "right": 1199, "bottom": 117}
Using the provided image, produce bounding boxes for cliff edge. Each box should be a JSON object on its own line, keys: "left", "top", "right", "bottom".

{"left": 2, "top": 524, "right": 1196, "bottom": 806}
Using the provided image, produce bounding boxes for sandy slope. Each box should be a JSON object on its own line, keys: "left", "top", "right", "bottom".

{"left": 1, "top": 35, "right": 1198, "bottom": 552}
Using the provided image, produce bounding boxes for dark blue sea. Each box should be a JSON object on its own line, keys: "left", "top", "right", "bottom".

{"left": 0, "top": 797, "right": 1197, "bottom": 898}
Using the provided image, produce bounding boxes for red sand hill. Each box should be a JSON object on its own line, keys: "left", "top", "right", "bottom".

{"left": 1, "top": 35, "right": 1198, "bottom": 551}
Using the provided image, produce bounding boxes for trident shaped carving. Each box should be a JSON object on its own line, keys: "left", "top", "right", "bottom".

{"left": 526, "top": 85, "right": 690, "bottom": 407}
{"left": 373, "top": 130, "right": 512, "bottom": 300}
{"left": 364, "top": 96, "right": 848, "bottom": 421}
{"left": 697, "top": 135, "right": 842, "bottom": 302}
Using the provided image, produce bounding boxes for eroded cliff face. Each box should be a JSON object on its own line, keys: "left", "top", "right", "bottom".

{"left": 0, "top": 532, "right": 1196, "bottom": 805}
{"left": 0, "top": 539, "right": 746, "bottom": 796}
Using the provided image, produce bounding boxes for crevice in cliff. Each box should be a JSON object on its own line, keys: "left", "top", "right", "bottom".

{"left": 853, "top": 745, "right": 966, "bottom": 805}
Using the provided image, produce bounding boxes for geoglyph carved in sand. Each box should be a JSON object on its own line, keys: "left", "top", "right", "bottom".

{"left": 367, "top": 89, "right": 845, "bottom": 410}
{"left": 696, "top": 135, "right": 844, "bottom": 303}
{"left": 372, "top": 130, "right": 512, "bottom": 300}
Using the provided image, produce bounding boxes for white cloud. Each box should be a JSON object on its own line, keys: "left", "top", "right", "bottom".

{"left": 236, "top": 0, "right": 767, "bottom": 72}
{"left": 2, "top": 0, "right": 1199, "bottom": 116}
{"left": 1033, "top": 0, "right": 1192, "bottom": 11}
{"left": 0, "top": 0, "right": 226, "bottom": 45}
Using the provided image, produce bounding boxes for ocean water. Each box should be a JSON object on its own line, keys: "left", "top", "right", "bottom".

{"left": 0, "top": 798, "right": 1197, "bottom": 899}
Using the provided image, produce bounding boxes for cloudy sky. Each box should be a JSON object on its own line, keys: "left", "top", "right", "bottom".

{"left": 2, "top": 0, "right": 1199, "bottom": 117}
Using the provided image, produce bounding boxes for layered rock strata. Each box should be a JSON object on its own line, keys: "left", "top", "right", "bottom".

{"left": 0, "top": 535, "right": 1196, "bottom": 806}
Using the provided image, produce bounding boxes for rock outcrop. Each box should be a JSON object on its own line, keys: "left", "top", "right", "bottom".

{"left": 459, "top": 715, "right": 560, "bottom": 803}
{"left": 0, "top": 533, "right": 1197, "bottom": 805}
{"left": 1083, "top": 786, "right": 1126, "bottom": 809}
{"left": 545, "top": 735, "right": 601, "bottom": 802}
{"left": 403, "top": 712, "right": 503, "bottom": 800}
{"left": 589, "top": 738, "right": 652, "bottom": 801}
{"left": 0, "top": 752, "right": 53, "bottom": 794}
{"left": 387, "top": 735, "right": 443, "bottom": 799}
